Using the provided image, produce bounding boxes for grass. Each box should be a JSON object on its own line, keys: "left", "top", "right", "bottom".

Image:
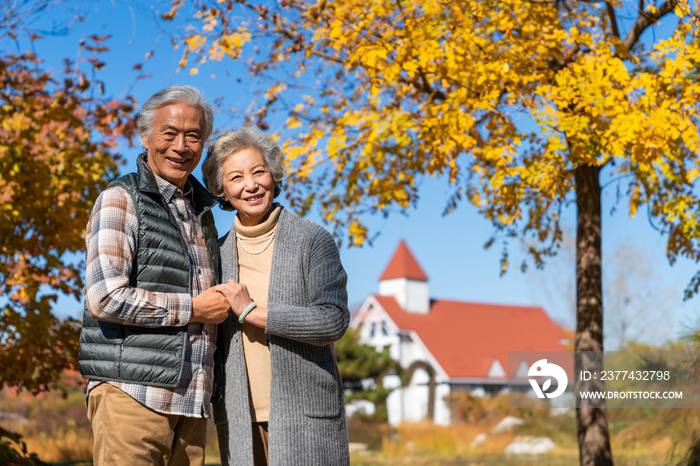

{"left": 350, "top": 451, "right": 669, "bottom": 465}
{"left": 2, "top": 372, "right": 698, "bottom": 465}
{"left": 346, "top": 394, "right": 700, "bottom": 466}
{"left": 348, "top": 414, "right": 691, "bottom": 466}
{"left": 0, "top": 371, "right": 221, "bottom": 465}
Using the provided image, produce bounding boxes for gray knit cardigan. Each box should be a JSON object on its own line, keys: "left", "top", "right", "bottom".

{"left": 214, "top": 207, "right": 350, "bottom": 466}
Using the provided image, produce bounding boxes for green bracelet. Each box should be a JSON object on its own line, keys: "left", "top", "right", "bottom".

{"left": 239, "top": 302, "right": 257, "bottom": 324}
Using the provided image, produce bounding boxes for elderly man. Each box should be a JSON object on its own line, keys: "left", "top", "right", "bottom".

{"left": 79, "top": 85, "right": 229, "bottom": 465}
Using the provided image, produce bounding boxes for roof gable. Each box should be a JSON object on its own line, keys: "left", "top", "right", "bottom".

{"left": 379, "top": 239, "right": 429, "bottom": 281}
{"left": 487, "top": 359, "right": 507, "bottom": 378}
{"left": 373, "top": 295, "right": 568, "bottom": 379}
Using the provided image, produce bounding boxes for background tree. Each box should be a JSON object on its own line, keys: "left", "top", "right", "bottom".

{"left": 604, "top": 243, "right": 674, "bottom": 350}
{"left": 166, "top": 0, "right": 700, "bottom": 464}
{"left": 334, "top": 326, "right": 396, "bottom": 422}
{"left": 0, "top": 29, "right": 137, "bottom": 393}
{"left": 527, "top": 232, "right": 674, "bottom": 350}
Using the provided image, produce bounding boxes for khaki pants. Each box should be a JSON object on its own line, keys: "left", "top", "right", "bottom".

{"left": 87, "top": 383, "right": 207, "bottom": 466}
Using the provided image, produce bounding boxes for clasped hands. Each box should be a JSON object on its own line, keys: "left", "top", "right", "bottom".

{"left": 191, "top": 280, "right": 267, "bottom": 328}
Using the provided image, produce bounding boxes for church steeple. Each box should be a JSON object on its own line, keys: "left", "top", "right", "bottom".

{"left": 378, "top": 240, "right": 430, "bottom": 313}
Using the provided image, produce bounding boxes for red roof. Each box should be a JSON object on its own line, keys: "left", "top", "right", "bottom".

{"left": 372, "top": 295, "right": 569, "bottom": 379}
{"left": 379, "top": 240, "right": 428, "bottom": 281}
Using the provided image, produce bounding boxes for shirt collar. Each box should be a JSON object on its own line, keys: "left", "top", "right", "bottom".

{"left": 154, "top": 174, "right": 194, "bottom": 204}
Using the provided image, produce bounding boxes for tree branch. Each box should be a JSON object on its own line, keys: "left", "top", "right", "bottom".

{"left": 622, "top": 0, "right": 679, "bottom": 51}
{"left": 606, "top": 1, "right": 621, "bottom": 38}
{"left": 397, "top": 69, "right": 447, "bottom": 102}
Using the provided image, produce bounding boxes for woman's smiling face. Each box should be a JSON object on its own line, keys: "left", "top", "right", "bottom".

{"left": 221, "top": 147, "right": 276, "bottom": 226}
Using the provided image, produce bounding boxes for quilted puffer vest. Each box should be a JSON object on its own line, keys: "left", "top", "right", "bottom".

{"left": 78, "top": 154, "right": 220, "bottom": 387}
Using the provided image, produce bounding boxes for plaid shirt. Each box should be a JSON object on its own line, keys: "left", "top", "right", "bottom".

{"left": 85, "top": 175, "right": 217, "bottom": 418}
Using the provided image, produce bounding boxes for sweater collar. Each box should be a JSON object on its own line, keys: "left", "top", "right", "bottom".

{"left": 234, "top": 203, "right": 282, "bottom": 238}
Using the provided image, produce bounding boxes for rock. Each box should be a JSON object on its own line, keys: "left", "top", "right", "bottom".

{"left": 491, "top": 415, "right": 524, "bottom": 434}
{"left": 550, "top": 407, "right": 572, "bottom": 416}
{"left": 345, "top": 399, "right": 376, "bottom": 417}
{"left": 348, "top": 442, "right": 368, "bottom": 453}
{"left": 505, "top": 436, "right": 556, "bottom": 455}
{"left": 0, "top": 412, "right": 28, "bottom": 423}
{"left": 471, "top": 433, "right": 487, "bottom": 447}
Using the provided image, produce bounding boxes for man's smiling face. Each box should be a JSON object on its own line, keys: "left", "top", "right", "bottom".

{"left": 144, "top": 103, "right": 205, "bottom": 190}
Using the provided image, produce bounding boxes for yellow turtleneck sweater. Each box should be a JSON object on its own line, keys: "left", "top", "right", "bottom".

{"left": 234, "top": 204, "right": 282, "bottom": 422}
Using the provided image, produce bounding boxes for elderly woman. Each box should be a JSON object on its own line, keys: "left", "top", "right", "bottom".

{"left": 202, "top": 125, "right": 350, "bottom": 466}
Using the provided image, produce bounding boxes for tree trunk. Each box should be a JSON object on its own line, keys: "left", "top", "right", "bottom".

{"left": 574, "top": 164, "right": 614, "bottom": 466}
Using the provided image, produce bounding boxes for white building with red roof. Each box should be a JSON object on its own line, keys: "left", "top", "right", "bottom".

{"left": 351, "top": 240, "right": 571, "bottom": 426}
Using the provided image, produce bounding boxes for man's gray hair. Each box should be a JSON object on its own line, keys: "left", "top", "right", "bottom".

{"left": 202, "top": 125, "right": 285, "bottom": 210}
{"left": 138, "top": 85, "right": 214, "bottom": 147}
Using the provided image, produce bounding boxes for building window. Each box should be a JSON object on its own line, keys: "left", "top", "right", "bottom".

{"left": 369, "top": 323, "right": 376, "bottom": 338}
{"left": 381, "top": 321, "right": 389, "bottom": 336}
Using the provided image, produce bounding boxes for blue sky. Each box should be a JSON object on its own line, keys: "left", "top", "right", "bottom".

{"left": 10, "top": 0, "right": 700, "bottom": 347}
